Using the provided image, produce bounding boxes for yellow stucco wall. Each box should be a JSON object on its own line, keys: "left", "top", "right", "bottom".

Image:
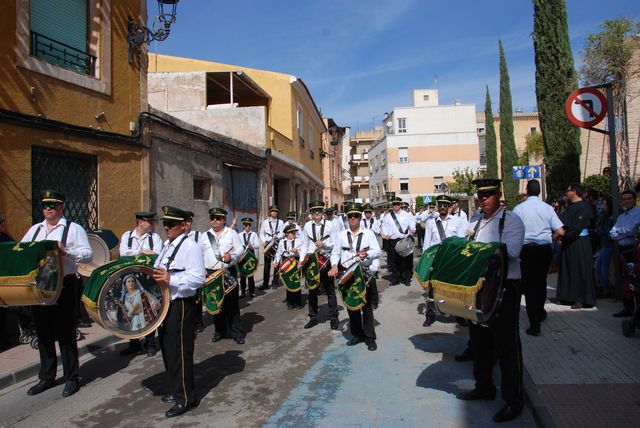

{"left": 148, "top": 54, "right": 324, "bottom": 179}
{"left": 0, "top": 0, "right": 146, "bottom": 238}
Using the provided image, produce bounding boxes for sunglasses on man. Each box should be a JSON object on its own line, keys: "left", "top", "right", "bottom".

{"left": 163, "top": 220, "right": 181, "bottom": 228}
{"left": 210, "top": 215, "right": 226, "bottom": 221}
{"left": 42, "top": 202, "right": 60, "bottom": 210}
{"left": 347, "top": 213, "right": 361, "bottom": 219}
{"left": 477, "top": 190, "right": 498, "bottom": 198}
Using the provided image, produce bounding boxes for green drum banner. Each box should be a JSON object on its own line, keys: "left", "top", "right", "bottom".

{"left": 0, "top": 240, "right": 60, "bottom": 284}
{"left": 82, "top": 254, "right": 157, "bottom": 310}
{"left": 238, "top": 250, "right": 258, "bottom": 276}
{"left": 429, "top": 236, "right": 503, "bottom": 306}
{"left": 304, "top": 252, "right": 321, "bottom": 290}
{"left": 203, "top": 270, "right": 225, "bottom": 315}
{"left": 413, "top": 243, "right": 441, "bottom": 289}
{"left": 279, "top": 258, "right": 301, "bottom": 292}
{"left": 338, "top": 263, "right": 367, "bottom": 311}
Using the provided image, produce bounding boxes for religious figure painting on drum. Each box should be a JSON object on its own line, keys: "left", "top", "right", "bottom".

{"left": 99, "top": 270, "right": 163, "bottom": 337}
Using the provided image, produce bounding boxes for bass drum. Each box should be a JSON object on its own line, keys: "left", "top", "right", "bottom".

{"left": 84, "top": 264, "right": 169, "bottom": 340}
{"left": 0, "top": 241, "right": 64, "bottom": 306}
{"left": 395, "top": 236, "right": 415, "bottom": 257}
{"left": 78, "top": 230, "right": 120, "bottom": 278}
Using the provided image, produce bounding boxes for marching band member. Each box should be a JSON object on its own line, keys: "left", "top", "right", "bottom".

{"left": 361, "top": 203, "right": 381, "bottom": 308}
{"left": 324, "top": 206, "right": 344, "bottom": 232}
{"left": 118, "top": 211, "right": 163, "bottom": 356}
{"left": 423, "top": 195, "right": 467, "bottom": 249}
{"left": 284, "top": 211, "right": 303, "bottom": 240}
{"left": 274, "top": 223, "right": 303, "bottom": 309}
{"left": 200, "top": 207, "right": 245, "bottom": 345}
{"left": 300, "top": 200, "right": 339, "bottom": 330}
{"left": 185, "top": 211, "right": 206, "bottom": 334}
{"left": 185, "top": 211, "right": 201, "bottom": 243}
{"left": 381, "top": 197, "right": 416, "bottom": 286}
{"left": 152, "top": 206, "right": 205, "bottom": 417}
{"left": 22, "top": 190, "right": 92, "bottom": 398}
{"left": 329, "top": 202, "right": 380, "bottom": 351}
{"left": 259, "top": 205, "right": 284, "bottom": 290}
{"left": 455, "top": 179, "right": 525, "bottom": 423}
{"left": 239, "top": 217, "right": 260, "bottom": 298}
{"left": 450, "top": 197, "right": 469, "bottom": 223}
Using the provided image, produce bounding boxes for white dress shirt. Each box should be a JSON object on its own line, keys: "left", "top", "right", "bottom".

{"left": 199, "top": 226, "right": 244, "bottom": 270}
{"left": 330, "top": 228, "right": 381, "bottom": 271}
{"left": 259, "top": 218, "right": 284, "bottom": 245}
{"left": 300, "top": 219, "right": 338, "bottom": 262}
{"left": 381, "top": 209, "right": 416, "bottom": 239}
{"left": 240, "top": 230, "right": 260, "bottom": 257}
{"left": 512, "top": 196, "right": 563, "bottom": 245}
{"left": 22, "top": 217, "right": 92, "bottom": 275}
{"left": 468, "top": 208, "right": 524, "bottom": 279}
{"left": 274, "top": 237, "right": 302, "bottom": 265}
{"left": 119, "top": 229, "right": 163, "bottom": 256}
{"left": 452, "top": 209, "right": 469, "bottom": 223}
{"left": 423, "top": 215, "right": 467, "bottom": 249}
{"left": 361, "top": 216, "right": 381, "bottom": 235}
{"left": 154, "top": 235, "right": 205, "bottom": 300}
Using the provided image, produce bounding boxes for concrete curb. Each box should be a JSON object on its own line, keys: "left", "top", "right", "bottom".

{"left": 523, "top": 368, "right": 556, "bottom": 428}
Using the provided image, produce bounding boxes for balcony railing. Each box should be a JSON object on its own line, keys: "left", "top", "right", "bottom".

{"left": 30, "top": 31, "right": 96, "bottom": 76}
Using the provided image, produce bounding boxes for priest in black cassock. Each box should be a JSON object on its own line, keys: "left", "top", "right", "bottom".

{"left": 556, "top": 183, "right": 596, "bottom": 308}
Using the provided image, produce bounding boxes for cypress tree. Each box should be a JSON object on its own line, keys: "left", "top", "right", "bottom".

{"left": 532, "top": 0, "right": 581, "bottom": 199}
{"left": 484, "top": 85, "right": 499, "bottom": 178}
{"left": 498, "top": 40, "right": 519, "bottom": 207}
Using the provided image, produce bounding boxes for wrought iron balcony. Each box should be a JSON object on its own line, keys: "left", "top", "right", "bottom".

{"left": 30, "top": 31, "right": 96, "bottom": 76}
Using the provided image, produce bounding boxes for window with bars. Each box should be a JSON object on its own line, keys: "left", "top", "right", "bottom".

{"left": 193, "top": 176, "right": 211, "bottom": 201}
{"left": 31, "top": 146, "right": 98, "bottom": 230}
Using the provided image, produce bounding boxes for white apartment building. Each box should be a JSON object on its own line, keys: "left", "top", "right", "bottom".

{"left": 368, "top": 89, "right": 480, "bottom": 208}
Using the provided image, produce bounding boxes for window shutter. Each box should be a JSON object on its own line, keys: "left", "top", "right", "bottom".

{"left": 31, "top": 0, "right": 87, "bottom": 52}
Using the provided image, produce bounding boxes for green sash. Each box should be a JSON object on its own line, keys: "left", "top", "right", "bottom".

{"left": 203, "top": 270, "right": 225, "bottom": 315}
{"left": 413, "top": 243, "right": 441, "bottom": 289}
{"left": 338, "top": 263, "right": 367, "bottom": 311}
{"left": 82, "top": 254, "right": 157, "bottom": 310}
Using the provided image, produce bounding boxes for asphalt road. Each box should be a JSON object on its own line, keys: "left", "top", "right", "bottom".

{"left": 0, "top": 266, "right": 536, "bottom": 427}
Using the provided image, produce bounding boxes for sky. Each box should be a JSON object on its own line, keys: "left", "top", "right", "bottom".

{"left": 149, "top": 0, "right": 639, "bottom": 133}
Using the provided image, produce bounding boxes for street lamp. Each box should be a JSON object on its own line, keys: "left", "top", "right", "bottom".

{"left": 128, "top": 0, "right": 180, "bottom": 64}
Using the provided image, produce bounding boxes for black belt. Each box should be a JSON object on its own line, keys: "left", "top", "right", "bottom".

{"left": 522, "top": 243, "right": 551, "bottom": 248}
{"left": 172, "top": 295, "right": 197, "bottom": 303}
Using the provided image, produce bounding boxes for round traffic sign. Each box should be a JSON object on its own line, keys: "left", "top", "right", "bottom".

{"left": 565, "top": 88, "right": 607, "bottom": 128}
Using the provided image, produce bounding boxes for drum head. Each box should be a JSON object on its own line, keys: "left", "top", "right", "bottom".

{"left": 476, "top": 247, "right": 507, "bottom": 324}
{"left": 338, "top": 262, "right": 359, "bottom": 286}
{"left": 78, "top": 234, "right": 111, "bottom": 277}
{"left": 96, "top": 265, "right": 170, "bottom": 339}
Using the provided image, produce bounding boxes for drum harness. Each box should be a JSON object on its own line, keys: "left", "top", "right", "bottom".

{"left": 242, "top": 231, "right": 255, "bottom": 254}
{"left": 389, "top": 211, "right": 410, "bottom": 240}
{"left": 158, "top": 235, "right": 187, "bottom": 274}
{"left": 206, "top": 231, "right": 238, "bottom": 280}
{"left": 310, "top": 221, "right": 331, "bottom": 255}
{"left": 126, "top": 231, "right": 154, "bottom": 251}
{"left": 342, "top": 231, "right": 372, "bottom": 286}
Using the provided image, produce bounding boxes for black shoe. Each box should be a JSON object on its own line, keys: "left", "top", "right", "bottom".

{"left": 77, "top": 320, "right": 92, "bottom": 328}
{"left": 373, "top": 302, "right": 379, "bottom": 310}
{"left": 613, "top": 309, "right": 633, "bottom": 318}
{"left": 147, "top": 345, "right": 158, "bottom": 357}
{"left": 366, "top": 340, "right": 377, "bottom": 351}
{"left": 165, "top": 402, "right": 194, "bottom": 418}
{"left": 239, "top": 293, "right": 246, "bottom": 299}
{"left": 162, "top": 394, "right": 177, "bottom": 403}
{"left": 346, "top": 336, "right": 364, "bottom": 346}
{"left": 540, "top": 310, "right": 548, "bottom": 322}
{"left": 287, "top": 305, "right": 294, "bottom": 310}
{"left": 456, "top": 388, "right": 496, "bottom": 401}
{"left": 211, "top": 333, "right": 223, "bottom": 342}
{"left": 304, "top": 320, "right": 318, "bottom": 329}
{"left": 27, "top": 379, "right": 56, "bottom": 396}
{"left": 571, "top": 302, "right": 584, "bottom": 309}
{"left": 525, "top": 325, "right": 540, "bottom": 336}
{"left": 389, "top": 282, "right": 399, "bottom": 286}
{"left": 454, "top": 348, "right": 473, "bottom": 362}
{"left": 62, "top": 380, "right": 80, "bottom": 398}
{"left": 119, "top": 344, "right": 142, "bottom": 356}
{"left": 234, "top": 337, "right": 245, "bottom": 345}
{"left": 404, "top": 281, "right": 411, "bottom": 286}
{"left": 194, "top": 323, "right": 205, "bottom": 334}
{"left": 259, "top": 285, "right": 269, "bottom": 290}
{"left": 330, "top": 319, "right": 339, "bottom": 330}
{"left": 249, "top": 293, "right": 255, "bottom": 298}
{"left": 492, "top": 401, "right": 523, "bottom": 423}
{"left": 423, "top": 309, "right": 436, "bottom": 327}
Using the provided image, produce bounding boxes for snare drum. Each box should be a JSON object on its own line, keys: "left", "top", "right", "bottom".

{"left": 203, "top": 269, "right": 225, "bottom": 315}
{"left": 237, "top": 249, "right": 258, "bottom": 276}
{"left": 78, "top": 229, "right": 120, "bottom": 278}
{"left": 395, "top": 236, "right": 415, "bottom": 257}
{"left": 0, "top": 241, "right": 64, "bottom": 306}
{"left": 336, "top": 262, "right": 367, "bottom": 311}
{"left": 429, "top": 237, "right": 506, "bottom": 325}
{"left": 82, "top": 255, "right": 168, "bottom": 339}
{"left": 264, "top": 238, "right": 279, "bottom": 258}
{"left": 278, "top": 257, "right": 301, "bottom": 292}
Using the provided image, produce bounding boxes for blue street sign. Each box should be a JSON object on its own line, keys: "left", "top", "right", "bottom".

{"left": 422, "top": 195, "right": 433, "bottom": 203}
{"left": 512, "top": 165, "right": 542, "bottom": 179}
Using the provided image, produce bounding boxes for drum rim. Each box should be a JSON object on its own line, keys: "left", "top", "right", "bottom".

{"left": 78, "top": 235, "right": 111, "bottom": 278}
{"left": 96, "top": 264, "right": 170, "bottom": 339}
{"left": 337, "top": 262, "right": 360, "bottom": 286}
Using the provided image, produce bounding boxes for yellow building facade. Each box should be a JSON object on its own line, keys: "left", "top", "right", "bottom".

{"left": 0, "top": 0, "right": 148, "bottom": 238}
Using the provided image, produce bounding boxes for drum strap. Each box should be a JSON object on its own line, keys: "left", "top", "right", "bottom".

{"left": 30, "top": 222, "right": 71, "bottom": 246}
{"left": 347, "top": 231, "right": 363, "bottom": 252}
{"left": 207, "top": 231, "right": 222, "bottom": 260}
{"left": 312, "top": 221, "right": 325, "bottom": 242}
{"left": 469, "top": 208, "right": 507, "bottom": 242}
{"left": 165, "top": 235, "right": 187, "bottom": 271}
{"left": 436, "top": 219, "right": 447, "bottom": 242}
{"left": 127, "top": 231, "right": 154, "bottom": 250}
{"left": 284, "top": 239, "right": 296, "bottom": 253}
{"left": 390, "top": 211, "right": 408, "bottom": 235}
{"left": 30, "top": 225, "right": 43, "bottom": 242}
{"left": 268, "top": 219, "right": 281, "bottom": 239}
{"left": 194, "top": 231, "right": 199, "bottom": 242}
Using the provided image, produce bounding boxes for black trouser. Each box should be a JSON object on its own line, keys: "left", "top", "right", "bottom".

{"left": 213, "top": 285, "right": 244, "bottom": 339}
{"left": 469, "top": 280, "right": 523, "bottom": 405}
{"left": 520, "top": 244, "right": 552, "bottom": 328}
{"left": 347, "top": 281, "right": 376, "bottom": 341}
{"left": 194, "top": 293, "right": 204, "bottom": 326}
{"left": 308, "top": 270, "right": 337, "bottom": 321}
{"left": 369, "top": 276, "right": 379, "bottom": 306}
{"left": 388, "top": 239, "right": 413, "bottom": 284}
{"left": 416, "top": 223, "right": 424, "bottom": 248}
{"left": 286, "top": 289, "right": 302, "bottom": 307}
{"left": 159, "top": 296, "right": 196, "bottom": 406}
{"left": 32, "top": 274, "right": 81, "bottom": 382}
{"left": 262, "top": 254, "right": 279, "bottom": 288}
{"left": 240, "top": 275, "right": 255, "bottom": 296}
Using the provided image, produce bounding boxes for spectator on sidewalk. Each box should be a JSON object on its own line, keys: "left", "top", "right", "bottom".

{"left": 610, "top": 190, "right": 640, "bottom": 317}
{"left": 594, "top": 197, "right": 615, "bottom": 298}
{"left": 556, "top": 184, "right": 596, "bottom": 309}
{"left": 513, "top": 180, "right": 564, "bottom": 336}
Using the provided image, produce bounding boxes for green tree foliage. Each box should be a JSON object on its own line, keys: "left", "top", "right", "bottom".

{"left": 582, "top": 174, "right": 611, "bottom": 199}
{"left": 484, "top": 86, "right": 499, "bottom": 177}
{"left": 517, "top": 132, "right": 545, "bottom": 166}
{"left": 498, "top": 40, "right": 519, "bottom": 208}
{"left": 532, "top": 0, "right": 581, "bottom": 200}
{"left": 448, "top": 167, "right": 484, "bottom": 212}
{"left": 580, "top": 17, "right": 640, "bottom": 191}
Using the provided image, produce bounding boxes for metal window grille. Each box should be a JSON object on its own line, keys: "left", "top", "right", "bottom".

{"left": 31, "top": 146, "right": 98, "bottom": 230}
{"left": 30, "top": 31, "right": 96, "bottom": 76}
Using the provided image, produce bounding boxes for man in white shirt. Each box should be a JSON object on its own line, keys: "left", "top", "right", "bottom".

{"left": 325, "top": 207, "right": 344, "bottom": 232}
{"left": 513, "top": 180, "right": 564, "bottom": 336}
{"left": 423, "top": 195, "right": 467, "bottom": 249}
{"left": 152, "top": 206, "right": 205, "bottom": 417}
{"left": 200, "top": 207, "right": 245, "bottom": 344}
{"left": 118, "top": 211, "right": 163, "bottom": 356}
{"left": 381, "top": 197, "right": 416, "bottom": 286}
{"left": 450, "top": 197, "right": 469, "bottom": 223}
{"left": 259, "top": 205, "right": 284, "bottom": 290}
{"left": 22, "top": 190, "right": 92, "bottom": 398}
{"left": 184, "top": 211, "right": 206, "bottom": 333}
{"left": 329, "top": 203, "right": 381, "bottom": 351}
{"left": 361, "top": 204, "right": 381, "bottom": 308}
{"left": 238, "top": 217, "right": 260, "bottom": 298}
